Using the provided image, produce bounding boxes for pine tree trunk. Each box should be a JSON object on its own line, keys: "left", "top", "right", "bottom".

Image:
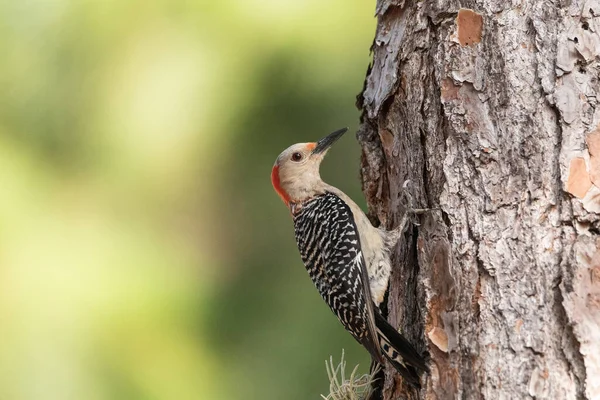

{"left": 356, "top": 1, "right": 600, "bottom": 399}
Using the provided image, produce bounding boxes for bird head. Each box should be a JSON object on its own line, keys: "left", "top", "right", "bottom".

{"left": 271, "top": 127, "right": 348, "bottom": 206}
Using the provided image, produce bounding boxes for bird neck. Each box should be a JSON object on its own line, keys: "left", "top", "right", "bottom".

{"left": 271, "top": 165, "right": 291, "bottom": 206}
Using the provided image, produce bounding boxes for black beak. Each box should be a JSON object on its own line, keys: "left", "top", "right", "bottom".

{"left": 311, "top": 127, "right": 348, "bottom": 155}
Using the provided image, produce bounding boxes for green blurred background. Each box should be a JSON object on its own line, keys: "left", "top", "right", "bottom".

{"left": 0, "top": 1, "right": 376, "bottom": 399}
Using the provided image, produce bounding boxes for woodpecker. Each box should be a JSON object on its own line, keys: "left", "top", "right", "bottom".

{"left": 271, "top": 127, "right": 428, "bottom": 387}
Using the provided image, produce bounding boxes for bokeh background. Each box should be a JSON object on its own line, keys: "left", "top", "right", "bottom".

{"left": 0, "top": 1, "right": 376, "bottom": 399}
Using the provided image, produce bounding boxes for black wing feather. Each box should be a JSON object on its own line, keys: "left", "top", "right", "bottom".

{"left": 293, "top": 192, "right": 382, "bottom": 362}
{"left": 293, "top": 192, "right": 427, "bottom": 386}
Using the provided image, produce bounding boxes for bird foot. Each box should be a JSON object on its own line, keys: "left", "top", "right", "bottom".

{"left": 409, "top": 207, "right": 430, "bottom": 215}
{"left": 388, "top": 181, "right": 438, "bottom": 240}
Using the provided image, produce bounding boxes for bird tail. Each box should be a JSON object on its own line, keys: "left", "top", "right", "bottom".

{"left": 374, "top": 311, "right": 428, "bottom": 388}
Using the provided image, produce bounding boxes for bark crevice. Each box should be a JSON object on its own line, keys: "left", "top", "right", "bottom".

{"left": 553, "top": 270, "right": 587, "bottom": 399}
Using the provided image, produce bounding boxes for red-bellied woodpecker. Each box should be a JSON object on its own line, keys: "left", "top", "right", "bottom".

{"left": 271, "top": 127, "right": 428, "bottom": 387}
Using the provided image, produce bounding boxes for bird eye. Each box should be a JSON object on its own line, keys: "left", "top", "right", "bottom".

{"left": 291, "top": 152, "right": 303, "bottom": 162}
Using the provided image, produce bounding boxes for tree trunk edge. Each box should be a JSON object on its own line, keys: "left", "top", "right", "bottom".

{"left": 357, "top": 1, "right": 600, "bottom": 399}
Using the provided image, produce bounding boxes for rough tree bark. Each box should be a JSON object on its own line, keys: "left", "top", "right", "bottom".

{"left": 356, "top": 1, "right": 600, "bottom": 399}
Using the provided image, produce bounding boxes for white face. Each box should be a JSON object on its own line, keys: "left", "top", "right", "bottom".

{"left": 271, "top": 128, "right": 347, "bottom": 206}
{"left": 271, "top": 142, "right": 327, "bottom": 205}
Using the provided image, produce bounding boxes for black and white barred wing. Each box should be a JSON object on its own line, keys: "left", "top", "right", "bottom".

{"left": 293, "top": 193, "right": 382, "bottom": 362}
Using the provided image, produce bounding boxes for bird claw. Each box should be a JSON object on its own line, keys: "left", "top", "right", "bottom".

{"left": 407, "top": 207, "right": 439, "bottom": 227}
{"left": 401, "top": 180, "right": 439, "bottom": 217}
